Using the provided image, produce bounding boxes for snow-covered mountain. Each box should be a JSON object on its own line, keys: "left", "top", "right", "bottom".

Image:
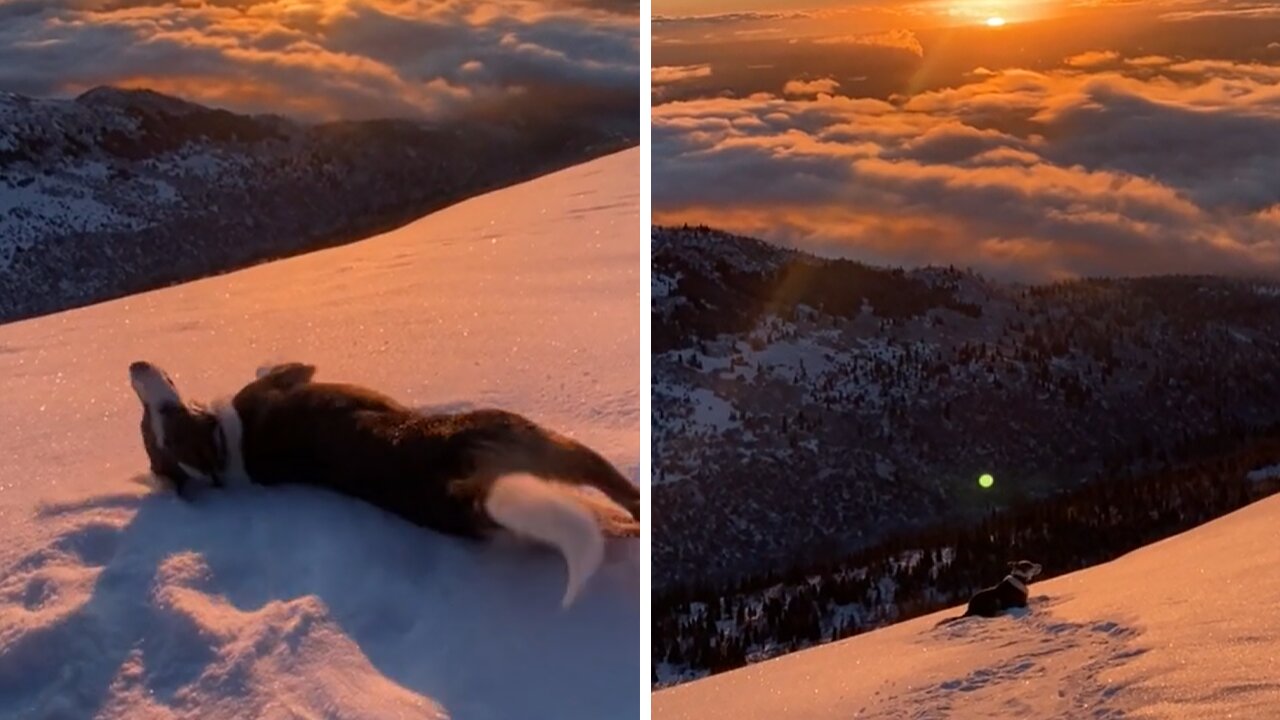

{"left": 653, "top": 435, "right": 1280, "bottom": 685}
{"left": 652, "top": 225, "right": 1280, "bottom": 590}
{"left": 0, "top": 149, "right": 639, "bottom": 719}
{"left": 653, "top": 490, "right": 1280, "bottom": 719}
{"left": 0, "top": 87, "right": 636, "bottom": 323}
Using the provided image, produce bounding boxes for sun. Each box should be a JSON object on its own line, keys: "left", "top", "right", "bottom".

{"left": 985, "top": 16, "right": 1006, "bottom": 27}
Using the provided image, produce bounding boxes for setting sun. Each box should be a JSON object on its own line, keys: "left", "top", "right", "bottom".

{"left": 985, "top": 16, "right": 1006, "bottom": 27}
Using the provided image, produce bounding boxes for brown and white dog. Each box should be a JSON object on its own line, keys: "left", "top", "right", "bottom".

{"left": 936, "top": 560, "right": 1043, "bottom": 626}
{"left": 128, "top": 360, "right": 640, "bottom": 607}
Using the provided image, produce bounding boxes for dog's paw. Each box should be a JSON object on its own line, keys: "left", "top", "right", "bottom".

{"left": 253, "top": 362, "right": 317, "bottom": 389}
{"left": 254, "top": 361, "right": 285, "bottom": 379}
{"left": 155, "top": 472, "right": 195, "bottom": 501}
{"left": 600, "top": 516, "right": 640, "bottom": 538}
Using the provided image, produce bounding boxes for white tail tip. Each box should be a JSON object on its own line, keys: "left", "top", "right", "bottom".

{"left": 485, "top": 474, "right": 605, "bottom": 608}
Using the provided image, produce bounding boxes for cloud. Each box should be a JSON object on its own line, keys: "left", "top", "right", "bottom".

{"left": 1065, "top": 50, "right": 1121, "bottom": 68}
{"left": 651, "top": 11, "right": 812, "bottom": 26}
{"left": 1161, "top": 6, "right": 1280, "bottom": 21}
{"left": 0, "top": 0, "right": 638, "bottom": 121}
{"left": 783, "top": 77, "right": 840, "bottom": 97}
{"left": 813, "top": 29, "right": 924, "bottom": 58}
{"left": 653, "top": 63, "right": 711, "bottom": 86}
{"left": 653, "top": 55, "right": 1280, "bottom": 280}
{"left": 1126, "top": 55, "right": 1174, "bottom": 67}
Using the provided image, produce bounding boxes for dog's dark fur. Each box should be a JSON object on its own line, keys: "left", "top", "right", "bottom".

{"left": 128, "top": 360, "right": 640, "bottom": 604}
{"left": 228, "top": 362, "right": 639, "bottom": 536}
{"left": 937, "top": 560, "right": 1042, "bottom": 626}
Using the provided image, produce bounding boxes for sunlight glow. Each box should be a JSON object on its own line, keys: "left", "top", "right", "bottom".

{"left": 985, "top": 16, "right": 1006, "bottom": 27}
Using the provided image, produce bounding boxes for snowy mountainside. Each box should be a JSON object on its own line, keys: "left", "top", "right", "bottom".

{"left": 651, "top": 225, "right": 1280, "bottom": 588}
{"left": 0, "top": 149, "right": 640, "bottom": 719}
{"left": 652, "top": 434, "right": 1279, "bottom": 685}
{"left": 0, "top": 86, "right": 636, "bottom": 323}
{"left": 653, "top": 491, "right": 1280, "bottom": 719}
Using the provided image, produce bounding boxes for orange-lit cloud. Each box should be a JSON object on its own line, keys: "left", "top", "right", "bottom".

{"left": 783, "top": 77, "right": 840, "bottom": 97}
{"left": 1160, "top": 5, "right": 1280, "bottom": 21}
{"left": 0, "top": 0, "right": 637, "bottom": 121}
{"left": 653, "top": 57, "right": 1280, "bottom": 279}
{"left": 1065, "top": 50, "right": 1120, "bottom": 68}
{"left": 1126, "top": 55, "right": 1174, "bottom": 67}
{"left": 653, "top": 63, "right": 713, "bottom": 85}
{"left": 652, "top": 11, "right": 814, "bottom": 26}
{"left": 814, "top": 29, "right": 924, "bottom": 58}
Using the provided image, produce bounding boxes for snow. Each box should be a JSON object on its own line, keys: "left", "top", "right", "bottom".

{"left": 0, "top": 177, "right": 146, "bottom": 264}
{"left": 0, "top": 149, "right": 639, "bottom": 719}
{"left": 1247, "top": 464, "right": 1280, "bottom": 484}
{"left": 744, "top": 337, "right": 834, "bottom": 379}
{"left": 653, "top": 272, "right": 678, "bottom": 299}
{"left": 686, "top": 388, "right": 738, "bottom": 431}
{"left": 653, "top": 492, "right": 1280, "bottom": 719}
{"left": 155, "top": 148, "right": 252, "bottom": 184}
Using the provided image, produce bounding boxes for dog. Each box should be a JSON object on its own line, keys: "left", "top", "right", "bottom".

{"left": 128, "top": 360, "right": 641, "bottom": 607}
{"left": 936, "top": 560, "right": 1042, "bottom": 626}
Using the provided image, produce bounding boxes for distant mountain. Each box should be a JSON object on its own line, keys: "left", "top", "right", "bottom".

{"left": 0, "top": 87, "right": 636, "bottom": 321}
{"left": 652, "top": 224, "right": 1280, "bottom": 591}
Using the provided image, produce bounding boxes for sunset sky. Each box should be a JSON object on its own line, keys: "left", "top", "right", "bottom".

{"left": 0, "top": 0, "right": 637, "bottom": 121}
{"left": 653, "top": 0, "right": 1280, "bottom": 280}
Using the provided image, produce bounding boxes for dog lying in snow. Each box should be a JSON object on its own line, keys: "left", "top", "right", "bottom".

{"left": 128, "top": 360, "right": 640, "bottom": 607}
{"left": 936, "top": 560, "right": 1042, "bottom": 626}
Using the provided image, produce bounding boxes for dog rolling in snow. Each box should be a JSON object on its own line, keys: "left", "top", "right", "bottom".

{"left": 128, "top": 360, "right": 640, "bottom": 607}
{"left": 937, "top": 560, "right": 1042, "bottom": 626}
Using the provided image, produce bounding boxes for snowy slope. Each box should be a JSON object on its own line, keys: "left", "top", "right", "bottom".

{"left": 653, "top": 492, "right": 1280, "bottom": 719}
{"left": 0, "top": 149, "right": 640, "bottom": 719}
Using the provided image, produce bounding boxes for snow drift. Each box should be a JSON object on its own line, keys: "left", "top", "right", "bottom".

{"left": 0, "top": 149, "right": 640, "bottom": 720}
{"left": 653, "top": 491, "right": 1280, "bottom": 719}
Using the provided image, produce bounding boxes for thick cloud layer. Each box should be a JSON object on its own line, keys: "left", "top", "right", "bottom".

{"left": 653, "top": 5, "right": 1280, "bottom": 280}
{"left": 0, "top": 0, "right": 637, "bottom": 121}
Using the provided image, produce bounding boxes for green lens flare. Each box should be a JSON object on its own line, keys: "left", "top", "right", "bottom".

{"left": 978, "top": 473, "right": 995, "bottom": 489}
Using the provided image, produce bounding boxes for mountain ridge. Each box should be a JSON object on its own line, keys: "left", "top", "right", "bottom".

{"left": 0, "top": 86, "right": 637, "bottom": 323}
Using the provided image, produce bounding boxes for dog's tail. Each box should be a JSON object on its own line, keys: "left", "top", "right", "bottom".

{"left": 470, "top": 414, "right": 641, "bottom": 521}
{"left": 934, "top": 613, "right": 968, "bottom": 628}
{"left": 484, "top": 473, "right": 605, "bottom": 608}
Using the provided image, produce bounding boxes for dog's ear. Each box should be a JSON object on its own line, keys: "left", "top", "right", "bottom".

{"left": 254, "top": 362, "right": 316, "bottom": 390}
